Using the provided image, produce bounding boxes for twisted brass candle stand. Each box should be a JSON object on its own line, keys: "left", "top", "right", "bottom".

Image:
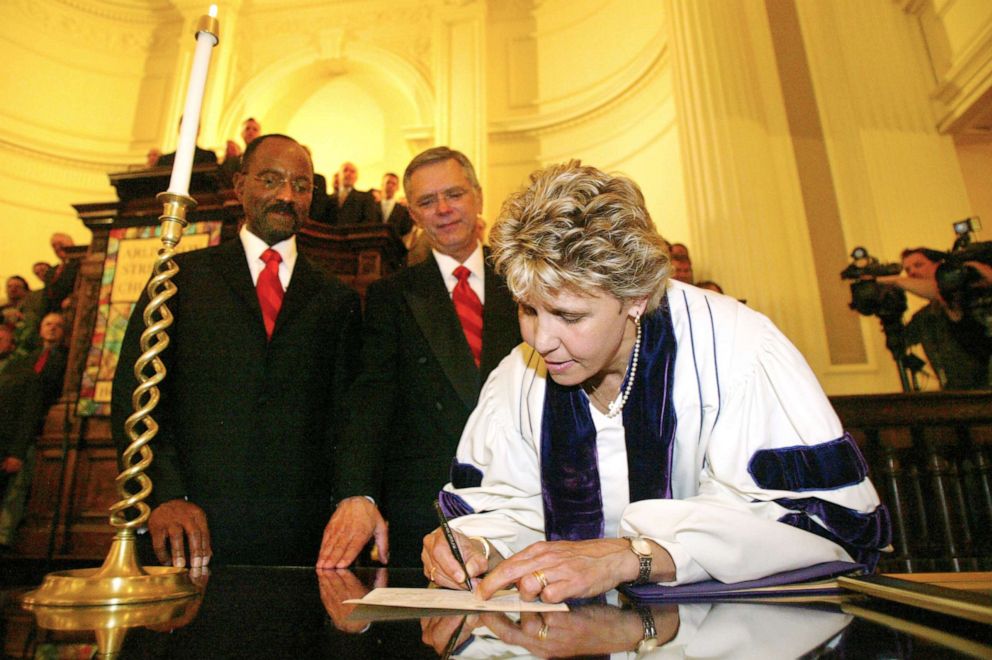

{"left": 23, "top": 192, "right": 201, "bottom": 609}
{"left": 21, "top": 13, "right": 220, "bottom": 657}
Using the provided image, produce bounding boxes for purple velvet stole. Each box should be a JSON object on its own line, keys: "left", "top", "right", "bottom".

{"left": 540, "top": 303, "right": 677, "bottom": 541}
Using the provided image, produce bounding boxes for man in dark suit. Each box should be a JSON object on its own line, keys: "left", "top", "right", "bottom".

{"left": 323, "top": 161, "right": 378, "bottom": 225}
{"left": 112, "top": 134, "right": 361, "bottom": 567}
{"left": 0, "top": 324, "right": 42, "bottom": 501}
{"left": 156, "top": 146, "right": 218, "bottom": 167}
{"left": 154, "top": 117, "right": 219, "bottom": 168}
{"left": 318, "top": 147, "right": 521, "bottom": 568}
{"left": 377, "top": 172, "right": 413, "bottom": 238}
{"left": 43, "top": 233, "right": 80, "bottom": 315}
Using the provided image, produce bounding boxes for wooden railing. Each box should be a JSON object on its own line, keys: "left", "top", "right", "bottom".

{"left": 831, "top": 391, "right": 992, "bottom": 572}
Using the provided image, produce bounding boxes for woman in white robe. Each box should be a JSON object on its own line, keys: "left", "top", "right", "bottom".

{"left": 422, "top": 161, "right": 890, "bottom": 603}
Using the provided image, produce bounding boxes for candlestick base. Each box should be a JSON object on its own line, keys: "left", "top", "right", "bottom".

{"left": 21, "top": 530, "right": 199, "bottom": 607}
{"left": 23, "top": 575, "right": 200, "bottom": 658}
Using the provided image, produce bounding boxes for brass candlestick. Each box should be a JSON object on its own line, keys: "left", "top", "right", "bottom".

{"left": 22, "top": 9, "right": 219, "bottom": 613}
{"left": 23, "top": 192, "right": 200, "bottom": 607}
{"left": 22, "top": 19, "right": 219, "bottom": 652}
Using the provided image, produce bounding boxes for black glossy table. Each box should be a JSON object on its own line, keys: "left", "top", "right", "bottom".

{"left": 3, "top": 562, "right": 990, "bottom": 658}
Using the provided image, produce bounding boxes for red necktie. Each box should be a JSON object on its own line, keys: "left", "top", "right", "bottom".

{"left": 34, "top": 347, "right": 50, "bottom": 374}
{"left": 452, "top": 266, "right": 483, "bottom": 367}
{"left": 257, "top": 248, "right": 284, "bottom": 340}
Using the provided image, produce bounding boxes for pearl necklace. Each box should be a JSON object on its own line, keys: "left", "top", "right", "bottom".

{"left": 589, "top": 314, "right": 642, "bottom": 419}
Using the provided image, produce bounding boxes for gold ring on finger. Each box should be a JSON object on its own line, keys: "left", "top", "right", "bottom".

{"left": 429, "top": 566, "right": 437, "bottom": 583}
{"left": 532, "top": 569, "right": 549, "bottom": 589}
{"left": 537, "top": 623, "right": 550, "bottom": 640}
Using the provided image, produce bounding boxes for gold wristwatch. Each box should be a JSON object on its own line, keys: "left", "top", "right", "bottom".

{"left": 635, "top": 606, "right": 659, "bottom": 653}
{"left": 624, "top": 536, "right": 653, "bottom": 585}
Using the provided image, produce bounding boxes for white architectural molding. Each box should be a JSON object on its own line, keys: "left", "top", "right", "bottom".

{"left": 489, "top": 37, "right": 667, "bottom": 137}
{"left": 932, "top": 19, "right": 992, "bottom": 132}
{"left": 216, "top": 41, "right": 436, "bottom": 148}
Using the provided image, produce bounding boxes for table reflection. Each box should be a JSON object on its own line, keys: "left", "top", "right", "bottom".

{"left": 4, "top": 564, "right": 987, "bottom": 659}
{"left": 417, "top": 601, "right": 852, "bottom": 659}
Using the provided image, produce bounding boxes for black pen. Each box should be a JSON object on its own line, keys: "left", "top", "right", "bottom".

{"left": 434, "top": 499, "right": 474, "bottom": 591}
{"left": 441, "top": 615, "right": 467, "bottom": 660}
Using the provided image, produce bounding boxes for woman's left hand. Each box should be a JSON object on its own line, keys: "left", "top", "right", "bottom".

{"left": 476, "top": 538, "right": 635, "bottom": 603}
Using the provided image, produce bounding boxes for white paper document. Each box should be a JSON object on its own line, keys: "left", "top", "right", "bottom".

{"left": 344, "top": 588, "right": 569, "bottom": 612}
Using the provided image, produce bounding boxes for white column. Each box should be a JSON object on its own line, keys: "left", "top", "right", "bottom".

{"left": 433, "top": 1, "right": 487, "bottom": 193}
{"left": 666, "top": 0, "right": 824, "bottom": 355}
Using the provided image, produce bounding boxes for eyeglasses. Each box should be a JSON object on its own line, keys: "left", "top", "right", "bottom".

{"left": 252, "top": 173, "right": 313, "bottom": 194}
{"left": 413, "top": 187, "right": 470, "bottom": 211}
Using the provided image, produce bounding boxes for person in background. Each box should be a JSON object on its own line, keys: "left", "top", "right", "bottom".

{"left": 31, "top": 262, "right": 52, "bottom": 286}
{"left": 878, "top": 247, "right": 990, "bottom": 389}
{"left": 220, "top": 117, "right": 262, "bottom": 184}
{"left": 30, "top": 311, "right": 68, "bottom": 409}
{"left": 1, "top": 276, "right": 30, "bottom": 327}
{"left": 156, "top": 117, "right": 218, "bottom": 167}
{"left": 423, "top": 161, "right": 889, "bottom": 602}
{"left": 696, "top": 280, "right": 724, "bottom": 294}
{"left": 670, "top": 243, "right": 690, "bottom": 261}
{"left": 44, "top": 233, "right": 80, "bottom": 314}
{"left": 0, "top": 323, "right": 43, "bottom": 550}
{"left": 0, "top": 311, "right": 68, "bottom": 552}
{"left": 671, "top": 256, "right": 694, "bottom": 284}
{"left": 302, "top": 145, "right": 330, "bottom": 222}
{"left": 377, "top": 172, "right": 413, "bottom": 239}
{"left": 323, "top": 162, "right": 378, "bottom": 226}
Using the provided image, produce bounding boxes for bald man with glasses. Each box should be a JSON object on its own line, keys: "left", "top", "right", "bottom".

{"left": 112, "top": 134, "right": 362, "bottom": 567}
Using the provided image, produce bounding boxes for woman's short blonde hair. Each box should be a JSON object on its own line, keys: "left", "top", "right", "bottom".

{"left": 490, "top": 161, "right": 670, "bottom": 311}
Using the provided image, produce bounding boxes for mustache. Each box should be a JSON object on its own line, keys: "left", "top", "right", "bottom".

{"left": 265, "top": 201, "right": 298, "bottom": 218}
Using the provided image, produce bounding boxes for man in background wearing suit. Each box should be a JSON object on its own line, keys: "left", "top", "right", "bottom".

{"left": 377, "top": 172, "right": 413, "bottom": 239}
{"left": 318, "top": 147, "right": 521, "bottom": 568}
{"left": 112, "top": 134, "right": 361, "bottom": 567}
{"left": 155, "top": 118, "right": 218, "bottom": 168}
{"left": 219, "top": 117, "right": 261, "bottom": 184}
{"left": 324, "top": 161, "right": 378, "bottom": 225}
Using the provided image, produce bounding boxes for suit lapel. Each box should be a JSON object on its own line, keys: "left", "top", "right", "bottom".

{"left": 274, "top": 255, "right": 321, "bottom": 336}
{"left": 210, "top": 238, "right": 319, "bottom": 340}
{"left": 212, "top": 239, "right": 262, "bottom": 321}
{"left": 481, "top": 250, "right": 520, "bottom": 377}
{"left": 404, "top": 257, "right": 479, "bottom": 410}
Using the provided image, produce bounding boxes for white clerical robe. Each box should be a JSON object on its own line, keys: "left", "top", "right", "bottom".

{"left": 445, "top": 280, "right": 886, "bottom": 586}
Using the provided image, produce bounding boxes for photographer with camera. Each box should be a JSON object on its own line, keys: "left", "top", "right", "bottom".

{"left": 877, "top": 247, "right": 990, "bottom": 390}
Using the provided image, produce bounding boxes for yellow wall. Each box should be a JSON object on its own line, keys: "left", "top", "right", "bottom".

{"left": 2, "top": 0, "right": 992, "bottom": 394}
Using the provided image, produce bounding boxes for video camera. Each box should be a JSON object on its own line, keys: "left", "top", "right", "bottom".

{"left": 935, "top": 217, "right": 992, "bottom": 328}
{"left": 840, "top": 247, "right": 905, "bottom": 319}
{"left": 840, "top": 247, "right": 922, "bottom": 391}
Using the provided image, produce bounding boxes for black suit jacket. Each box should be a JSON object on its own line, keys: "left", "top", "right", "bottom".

{"left": 112, "top": 238, "right": 362, "bottom": 565}
{"left": 334, "top": 249, "right": 521, "bottom": 566}
{"left": 0, "top": 358, "right": 42, "bottom": 461}
{"left": 156, "top": 146, "right": 218, "bottom": 167}
{"left": 323, "top": 189, "right": 378, "bottom": 225}
{"left": 378, "top": 201, "right": 413, "bottom": 237}
{"left": 27, "top": 345, "right": 68, "bottom": 409}
{"left": 309, "top": 173, "right": 330, "bottom": 221}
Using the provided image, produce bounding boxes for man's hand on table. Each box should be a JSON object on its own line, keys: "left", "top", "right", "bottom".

{"left": 317, "top": 496, "right": 389, "bottom": 568}
{"left": 148, "top": 499, "right": 212, "bottom": 569}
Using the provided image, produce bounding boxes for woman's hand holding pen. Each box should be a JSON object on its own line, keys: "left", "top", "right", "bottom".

{"left": 422, "top": 528, "right": 494, "bottom": 590}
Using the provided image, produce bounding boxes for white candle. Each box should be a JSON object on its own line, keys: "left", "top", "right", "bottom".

{"left": 167, "top": 5, "right": 220, "bottom": 196}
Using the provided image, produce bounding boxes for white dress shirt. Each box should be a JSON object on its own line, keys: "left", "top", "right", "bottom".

{"left": 433, "top": 242, "right": 485, "bottom": 304}
{"left": 240, "top": 225, "right": 297, "bottom": 291}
